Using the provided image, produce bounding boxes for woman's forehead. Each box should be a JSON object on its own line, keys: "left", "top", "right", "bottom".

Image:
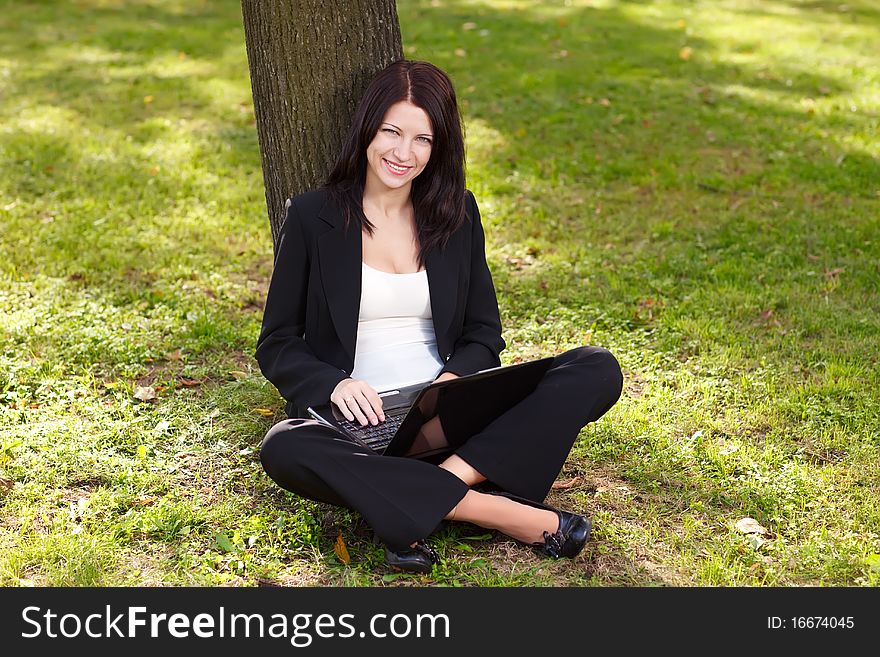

{"left": 382, "top": 101, "right": 432, "bottom": 133}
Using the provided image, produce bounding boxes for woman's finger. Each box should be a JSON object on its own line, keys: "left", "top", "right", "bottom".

{"left": 335, "top": 393, "right": 356, "bottom": 422}
{"left": 364, "top": 388, "right": 385, "bottom": 423}
{"left": 353, "top": 390, "right": 378, "bottom": 426}
{"left": 343, "top": 391, "right": 368, "bottom": 426}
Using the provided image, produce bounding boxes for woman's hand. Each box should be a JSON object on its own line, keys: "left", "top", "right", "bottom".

{"left": 330, "top": 378, "right": 385, "bottom": 426}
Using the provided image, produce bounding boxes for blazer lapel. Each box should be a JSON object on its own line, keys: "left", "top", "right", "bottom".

{"left": 426, "top": 240, "right": 459, "bottom": 352}
{"left": 315, "top": 194, "right": 460, "bottom": 367}
{"left": 316, "top": 200, "right": 361, "bottom": 367}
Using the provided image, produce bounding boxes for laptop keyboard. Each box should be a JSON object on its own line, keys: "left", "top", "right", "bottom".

{"left": 337, "top": 408, "right": 408, "bottom": 449}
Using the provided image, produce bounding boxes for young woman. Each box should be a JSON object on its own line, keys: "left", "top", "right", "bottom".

{"left": 257, "top": 60, "right": 623, "bottom": 573}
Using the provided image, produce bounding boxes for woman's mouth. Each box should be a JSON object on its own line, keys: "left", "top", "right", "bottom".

{"left": 383, "top": 159, "right": 412, "bottom": 176}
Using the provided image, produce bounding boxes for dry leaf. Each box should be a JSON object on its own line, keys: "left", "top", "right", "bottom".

{"left": 143, "top": 95, "right": 154, "bottom": 103}
{"left": 599, "top": 97, "right": 611, "bottom": 107}
{"left": 0, "top": 476, "right": 14, "bottom": 494}
{"left": 166, "top": 349, "right": 182, "bottom": 361}
{"left": 134, "top": 496, "right": 157, "bottom": 506}
{"left": 679, "top": 46, "right": 693, "bottom": 61}
{"left": 133, "top": 386, "right": 156, "bottom": 402}
{"left": 253, "top": 408, "right": 275, "bottom": 417}
{"left": 229, "top": 370, "right": 248, "bottom": 380}
{"left": 454, "top": 48, "right": 467, "bottom": 57}
{"left": 735, "top": 517, "right": 768, "bottom": 535}
{"left": 551, "top": 476, "right": 581, "bottom": 489}
{"left": 334, "top": 533, "right": 351, "bottom": 565}
{"left": 178, "top": 377, "right": 203, "bottom": 387}
{"left": 462, "top": 21, "right": 477, "bottom": 30}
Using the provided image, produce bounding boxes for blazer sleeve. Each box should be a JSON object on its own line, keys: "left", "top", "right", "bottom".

{"left": 440, "top": 191, "right": 506, "bottom": 377}
{"left": 255, "top": 198, "right": 350, "bottom": 409}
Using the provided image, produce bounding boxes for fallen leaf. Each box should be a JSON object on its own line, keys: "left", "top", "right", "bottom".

{"left": 454, "top": 48, "right": 467, "bottom": 57}
{"left": 166, "top": 349, "right": 182, "bottom": 360}
{"left": 149, "top": 166, "right": 160, "bottom": 176}
{"left": 462, "top": 21, "right": 477, "bottom": 30}
{"left": 823, "top": 267, "right": 844, "bottom": 278}
{"left": 134, "top": 496, "right": 157, "bottom": 506}
{"left": 133, "top": 386, "right": 156, "bottom": 402}
{"left": 253, "top": 408, "right": 275, "bottom": 417}
{"left": 229, "top": 371, "right": 248, "bottom": 380}
{"left": 551, "top": 476, "right": 581, "bottom": 489}
{"left": 599, "top": 97, "right": 611, "bottom": 107}
{"left": 679, "top": 46, "right": 693, "bottom": 61}
{"left": 735, "top": 517, "right": 769, "bottom": 535}
{"left": 215, "top": 532, "right": 235, "bottom": 553}
{"left": 334, "top": 533, "right": 351, "bottom": 565}
{"left": 178, "top": 377, "right": 203, "bottom": 387}
{"left": 0, "top": 476, "right": 13, "bottom": 494}
{"left": 143, "top": 95, "right": 154, "bottom": 104}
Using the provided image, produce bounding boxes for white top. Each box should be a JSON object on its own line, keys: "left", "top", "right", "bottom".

{"left": 350, "top": 262, "right": 445, "bottom": 392}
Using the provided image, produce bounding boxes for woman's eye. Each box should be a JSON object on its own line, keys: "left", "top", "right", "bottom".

{"left": 382, "top": 128, "right": 398, "bottom": 135}
{"left": 418, "top": 136, "right": 432, "bottom": 144}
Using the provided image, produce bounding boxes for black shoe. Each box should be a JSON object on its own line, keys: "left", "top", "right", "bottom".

{"left": 488, "top": 491, "right": 592, "bottom": 559}
{"left": 536, "top": 510, "right": 591, "bottom": 559}
{"left": 384, "top": 540, "right": 439, "bottom": 574}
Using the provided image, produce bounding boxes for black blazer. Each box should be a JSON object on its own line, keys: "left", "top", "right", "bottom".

{"left": 255, "top": 187, "right": 506, "bottom": 417}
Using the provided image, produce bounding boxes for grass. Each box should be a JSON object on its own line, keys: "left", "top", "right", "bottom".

{"left": 0, "top": 0, "right": 878, "bottom": 586}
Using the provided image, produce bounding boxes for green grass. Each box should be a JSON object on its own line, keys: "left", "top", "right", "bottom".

{"left": 1, "top": 0, "right": 878, "bottom": 586}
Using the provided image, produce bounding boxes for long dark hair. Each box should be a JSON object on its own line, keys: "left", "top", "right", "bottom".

{"left": 325, "top": 60, "right": 467, "bottom": 265}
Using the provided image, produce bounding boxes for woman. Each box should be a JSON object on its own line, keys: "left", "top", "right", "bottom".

{"left": 257, "top": 60, "right": 623, "bottom": 573}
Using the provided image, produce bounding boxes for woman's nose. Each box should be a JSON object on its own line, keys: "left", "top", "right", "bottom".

{"left": 392, "top": 140, "right": 412, "bottom": 161}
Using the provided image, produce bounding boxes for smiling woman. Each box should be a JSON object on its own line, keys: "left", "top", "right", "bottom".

{"left": 255, "top": 59, "right": 623, "bottom": 574}
{"left": 365, "top": 101, "right": 433, "bottom": 191}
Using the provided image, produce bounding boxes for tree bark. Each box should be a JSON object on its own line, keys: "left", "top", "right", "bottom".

{"left": 241, "top": 0, "right": 403, "bottom": 249}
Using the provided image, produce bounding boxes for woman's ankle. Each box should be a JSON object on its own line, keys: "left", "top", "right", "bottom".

{"left": 445, "top": 491, "right": 559, "bottom": 544}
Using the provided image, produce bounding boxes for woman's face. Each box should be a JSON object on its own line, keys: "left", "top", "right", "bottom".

{"left": 365, "top": 100, "right": 433, "bottom": 193}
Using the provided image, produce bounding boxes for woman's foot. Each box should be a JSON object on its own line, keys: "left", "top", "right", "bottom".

{"left": 446, "top": 490, "right": 592, "bottom": 559}
{"left": 532, "top": 509, "right": 591, "bottom": 559}
{"left": 383, "top": 540, "right": 439, "bottom": 574}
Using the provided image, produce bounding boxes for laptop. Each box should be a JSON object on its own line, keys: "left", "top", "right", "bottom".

{"left": 307, "top": 357, "right": 554, "bottom": 458}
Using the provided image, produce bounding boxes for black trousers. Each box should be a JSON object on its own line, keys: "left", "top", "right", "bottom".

{"left": 260, "top": 346, "right": 623, "bottom": 551}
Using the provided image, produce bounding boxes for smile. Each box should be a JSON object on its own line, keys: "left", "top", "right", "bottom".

{"left": 383, "top": 159, "right": 412, "bottom": 175}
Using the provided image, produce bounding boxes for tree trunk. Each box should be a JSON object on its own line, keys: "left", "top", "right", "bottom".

{"left": 241, "top": 0, "right": 403, "bottom": 249}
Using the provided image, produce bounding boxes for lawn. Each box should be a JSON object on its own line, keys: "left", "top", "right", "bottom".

{"left": 0, "top": 0, "right": 878, "bottom": 586}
